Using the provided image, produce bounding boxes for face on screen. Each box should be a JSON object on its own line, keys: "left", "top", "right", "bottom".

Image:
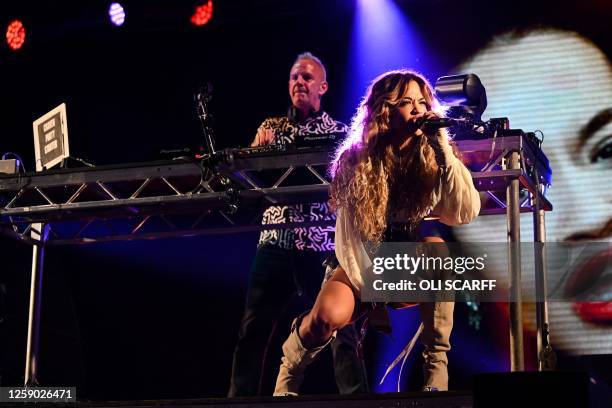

{"left": 455, "top": 29, "right": 612, "bottom": 355}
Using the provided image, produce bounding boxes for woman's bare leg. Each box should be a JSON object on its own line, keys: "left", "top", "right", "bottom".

{"left": 299, "top": 266, "right": 359, "bottom": 348}
{"left": 274, "top": 267, "right": 362, "bottom": 396}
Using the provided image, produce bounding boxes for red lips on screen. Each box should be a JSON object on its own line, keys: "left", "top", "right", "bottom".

{"left": 573, "top": 302, "right": 612, "bottom": 323}
{"left": 563, "top": 247, "right": 612, "bottom": 324}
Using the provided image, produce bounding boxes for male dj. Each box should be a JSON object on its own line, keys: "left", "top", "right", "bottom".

{"left": 228, "top": 52, "right": 368, "bottom": 396}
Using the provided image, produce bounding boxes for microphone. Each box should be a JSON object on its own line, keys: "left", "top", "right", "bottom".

{"left": 421, "top": 117, "right": 458, "bottom": 130}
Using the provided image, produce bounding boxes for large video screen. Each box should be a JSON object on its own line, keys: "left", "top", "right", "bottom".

{"left": 455, "top": 29, "right": 612, "bottom": 355}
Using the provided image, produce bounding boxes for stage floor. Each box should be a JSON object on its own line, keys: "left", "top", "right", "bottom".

{"left": 41, "top": 392, "right": 473, "bottom": 408}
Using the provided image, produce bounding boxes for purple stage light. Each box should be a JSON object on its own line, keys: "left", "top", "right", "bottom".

{"left": 342, "top": 0, "right": 443, "bottom": 120}
{"left": 109, "top": 2, "right": 126, "bottom": 26}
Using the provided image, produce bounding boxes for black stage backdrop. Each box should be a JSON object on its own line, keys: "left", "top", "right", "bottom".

{"left": 1, "top": 0, "right": 611, "bottom": 400}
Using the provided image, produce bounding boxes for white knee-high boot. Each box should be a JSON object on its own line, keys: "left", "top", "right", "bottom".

{"left": 419, "top": 301, "right": 454, "bottom": 391}
{"left": 273, "top": 317, "right": 336, "bottom": 396}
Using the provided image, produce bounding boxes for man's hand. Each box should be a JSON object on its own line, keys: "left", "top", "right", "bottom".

{"left": 250, "top": 128, "right": 275, "bottom": 147}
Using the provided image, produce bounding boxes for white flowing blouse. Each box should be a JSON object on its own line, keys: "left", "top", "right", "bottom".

{"left": 334, "top": 141, "right": 481, "bottom": 293}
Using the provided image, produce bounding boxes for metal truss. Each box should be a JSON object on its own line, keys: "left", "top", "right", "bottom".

{"left": 456, "top": 135, "right": 552, "bottom": 216}
{"left": 0, "top": 149, "right": 334, "bottom": 244}
{"left": 0, "top": 137, "right": 551, "bottom": 245}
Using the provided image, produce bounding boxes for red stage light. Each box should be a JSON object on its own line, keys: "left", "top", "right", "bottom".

{"left": 6, "top": 20, "right": 26, "bottom": 51}
{"left": 191, "top": 1, "right": 213, "bottom": 27}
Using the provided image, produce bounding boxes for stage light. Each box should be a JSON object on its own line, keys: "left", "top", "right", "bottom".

{"left": 109, "top": 2, "right": 126, "bottom": 26}
{"left": 191, "top": 1, "right": 214, "bottom": 27}
{"left": 6, "top": 20, "right": 26, "bottom": 51}
{"left": 342, "top": 0, "right": 442, "bottom": 120}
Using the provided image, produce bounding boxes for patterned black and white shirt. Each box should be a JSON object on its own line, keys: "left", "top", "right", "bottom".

{"left": 256, "top": 111, "right": 348, "bottom": 252}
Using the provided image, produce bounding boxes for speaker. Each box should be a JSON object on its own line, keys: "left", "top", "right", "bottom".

{"left": 0, "top": 159, "right": 18, "bottom": 174}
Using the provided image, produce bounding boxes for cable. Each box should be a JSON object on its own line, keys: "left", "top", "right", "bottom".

{"left": 481, "top": 125, "right": 499, "bottom": 172}
{"left": 185, "top": 155, "right": 213, "bottom": 194}
{"left": 63, "top": 156, "right": 95, "bottom": 168}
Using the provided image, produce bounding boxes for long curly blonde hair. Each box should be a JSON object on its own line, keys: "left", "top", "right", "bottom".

{"left": 330, "top": 70, "right": 444, "bottom": 242}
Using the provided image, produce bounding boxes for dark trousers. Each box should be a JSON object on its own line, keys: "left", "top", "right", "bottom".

{"left": 228, "top": 245, "right": 368, "bottom": 396}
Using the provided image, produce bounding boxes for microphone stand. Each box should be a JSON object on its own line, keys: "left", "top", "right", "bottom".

{"left": 195, "top": 84, "right": 217, "bottom": 156}
{"left": 193, "top": 84, "right": 238, "bottom": 213}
